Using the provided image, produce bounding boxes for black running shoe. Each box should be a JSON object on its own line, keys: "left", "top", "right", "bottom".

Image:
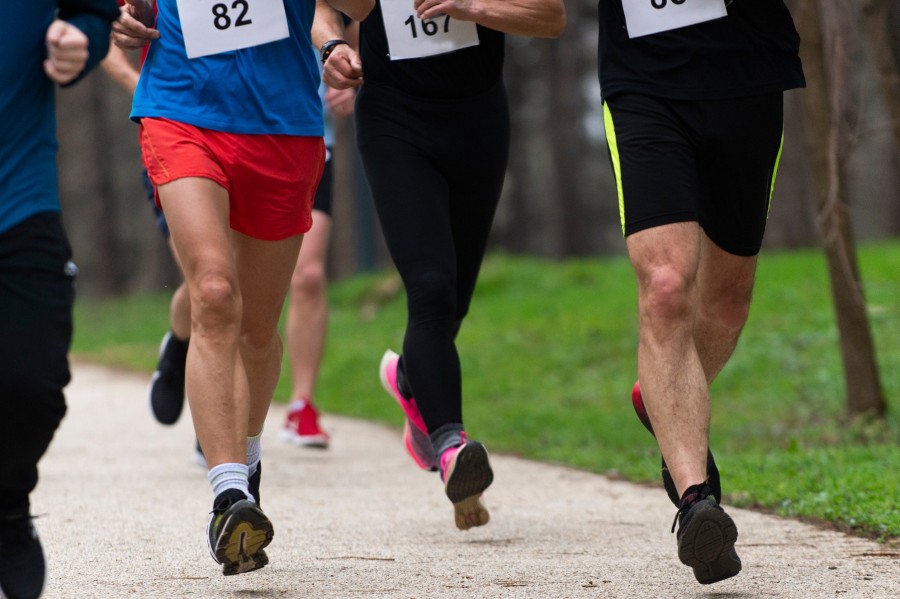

{"left": 673, "top": 485, "right": 742, "bottom": 585}
{"left": 0, "top": 513, "right": 45, "bottom": 599}
{"left": 149, "top": 331, "right": 188, "bottom": 425}
{"left": 207, "top": 489, "right": 273, "bottom": 576}
{"left": 632, "top": 381, "right": 721, "bottom": 506}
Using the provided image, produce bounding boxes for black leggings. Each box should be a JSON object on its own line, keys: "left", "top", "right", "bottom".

{"left": 356, "top": 81, "right": 510, "bottom": 432}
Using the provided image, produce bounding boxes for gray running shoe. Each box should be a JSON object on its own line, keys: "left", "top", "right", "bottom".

{"left": 206, "top": 489, "right": 273, "bottom": 576}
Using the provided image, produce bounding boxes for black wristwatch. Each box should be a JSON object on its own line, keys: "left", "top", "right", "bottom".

{"left": 320, "top": 39, "right": 349, "bottom": 65}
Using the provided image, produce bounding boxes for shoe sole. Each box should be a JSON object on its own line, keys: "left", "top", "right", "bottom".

{"left": 444, "top": 442, "right": 493, "bottom": 530}
{"left": 677, "top": 502, "right": 741, "bottom": 584}
{"left": 279, "top": 429, "right": 329, "bottom": 449}
{"left": 379, "top": 350, "right": 437, "bottom": 470}
{"left": 209, "top": 502, "right": 274, "bottom": 576}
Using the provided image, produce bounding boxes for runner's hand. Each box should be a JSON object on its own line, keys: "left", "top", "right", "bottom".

{"left": 325, "top": 87, "right": 356, "bottom": 117}
{"left": 414, "top": 0, "right": 475, "bottom": 21}
{"left": 44, "top": 20, "right": 89, "bottom": 85}
{"left": 112, "top": 0, "right": 160, "bottom": 49}
{"left": 323, "top": 45, "right": 364, "bottom": 90}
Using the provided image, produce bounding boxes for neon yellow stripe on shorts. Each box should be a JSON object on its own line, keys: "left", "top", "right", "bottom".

{"left": 768, "top": 127, "right": 785, "bottom": 216}
{"left": 603, "top": 101, "right": 626, "bottom": 236}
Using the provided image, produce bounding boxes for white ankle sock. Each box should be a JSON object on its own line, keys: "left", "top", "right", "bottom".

{"left": 207, "top": 463, "right": 251, "bottom": 500}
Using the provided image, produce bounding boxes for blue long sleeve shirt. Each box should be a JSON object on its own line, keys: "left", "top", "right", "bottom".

{"left": 0, "top": 0, "right": 119, "bottom": 234}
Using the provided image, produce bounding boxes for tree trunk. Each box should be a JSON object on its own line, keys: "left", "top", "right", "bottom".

{"left": 794, "top": 0, "right": 886, "bottom": 416}
{"left": 860, "top": 0, "right": 900, "bottom": 151}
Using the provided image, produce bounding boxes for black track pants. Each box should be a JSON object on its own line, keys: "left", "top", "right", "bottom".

{"left": 0, "top": 212, "right": 74, "bottom": 514}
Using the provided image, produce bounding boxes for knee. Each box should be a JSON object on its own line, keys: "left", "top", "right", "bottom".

{"left": 291, "top": 262, "right": 327, "bottom": 300}
{"left": 638, "top": 266, "right": 694, "bottom": 325}
{"left": 701, "top": 289, "right": 752, "bottom": 333}
{"left": 406, "top": 269, "right": 457, "bottom": 323}
{"left": 191, "top": 272, "right": 241, "bottom": 331}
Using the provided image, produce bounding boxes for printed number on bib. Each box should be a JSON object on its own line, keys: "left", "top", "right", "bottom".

{"left": 381, "top": 0, "right": 479, "bottom": 60}
{"left": 176, "top": 0, "right": 289, "bottom": 59}
{"left": 622, "top": 0, "right": 728, "bottom": 39}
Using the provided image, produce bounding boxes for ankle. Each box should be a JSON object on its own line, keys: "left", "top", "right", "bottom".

{"left": 678, "top": 481, "right": 714, "bottom": 511}
{"left": 430, "top": 423, "right": 465, "bottom": 459}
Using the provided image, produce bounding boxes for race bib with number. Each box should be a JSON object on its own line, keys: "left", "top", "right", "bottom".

{"left": 176, "top": 0, "right": 290, "bottom": 59}
{"left": 622, "top": 0, "right": 728, "bottom": 39}
{"left": 381, "top": 0, "right": 479, "bottom": 60}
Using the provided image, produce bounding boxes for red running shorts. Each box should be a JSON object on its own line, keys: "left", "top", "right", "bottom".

{"left": 140, "top": 117, "right": 325, "bottom": 241}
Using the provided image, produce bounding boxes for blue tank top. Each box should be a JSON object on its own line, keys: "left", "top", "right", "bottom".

{"left": 132, "top": 0, "right": 322, "bottom": 136}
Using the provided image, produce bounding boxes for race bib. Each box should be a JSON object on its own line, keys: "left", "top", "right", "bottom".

{"left": 176, "top": 0, "right": 289, "bottom": 59}
{"left": 622, "top": 0, "right": 728, "bottom": 39}
{"left": 381, "top": 0, "right": 479, "bottom": 60}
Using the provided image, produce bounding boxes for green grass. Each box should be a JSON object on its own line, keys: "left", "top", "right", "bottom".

{"left": 72, "top": 240, "right": 900, "bottom": 542}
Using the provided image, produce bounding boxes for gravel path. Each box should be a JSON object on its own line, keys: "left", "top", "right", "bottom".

{"left": 29, "top": 363, "right": 899, "bottom": 598}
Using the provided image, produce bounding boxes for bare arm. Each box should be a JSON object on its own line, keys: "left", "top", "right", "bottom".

{"left": 415, "top": 0, "right": 566, "bottom": 38}
{"left": 324, "top": 0, "right": 374, "bottom": 23}
{"left": 101, "top": 43, "right": 141, "bottom": 95}
{"left": 314, "top": 0, "right": 364, "bottom": 90}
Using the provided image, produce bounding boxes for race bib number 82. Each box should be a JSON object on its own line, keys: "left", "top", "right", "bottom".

{"left": 622, "top": 0, "right": 728, "bottom": 39}
{"left": 177, "top": 0, "right": 290, "bottom": 59}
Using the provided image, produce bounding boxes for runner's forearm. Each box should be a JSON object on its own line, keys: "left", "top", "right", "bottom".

{"left": 418, "top": 0, "right": 565, "bottom": 38}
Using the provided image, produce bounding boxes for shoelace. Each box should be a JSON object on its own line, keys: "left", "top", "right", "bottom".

{"left": 671, "top": 481, "right": 713, "bottom": 533}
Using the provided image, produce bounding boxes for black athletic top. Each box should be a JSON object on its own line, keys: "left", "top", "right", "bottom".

{"left": 359, "top": 0, "right": 505, "bottom": 100}
{"left": 597, "top": 0, "right": 805, "bottom": 100}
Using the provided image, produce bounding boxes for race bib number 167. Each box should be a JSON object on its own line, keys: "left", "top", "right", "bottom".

{"left": 177, "top": 0, "right": 289, "bottom": 59}
{"left": 381, "top": 0, "right": 479, "bottom": 60}
{"left": 622, "top": 0, "right": 727, "bottom": 39}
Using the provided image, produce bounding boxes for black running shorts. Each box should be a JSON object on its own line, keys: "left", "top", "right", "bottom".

{"left": 311, "top": 151, "right": 333, "bottom": 217}
{"left": 603, "top": 92, "right": 785, "bottom": 256}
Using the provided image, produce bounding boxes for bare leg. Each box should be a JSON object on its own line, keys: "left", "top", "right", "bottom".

{"left": 627, "top": 222, "right": 708, "bottom": 499}
{"left": 694, "top": 235, "right": 757, "bottom": 384}
{"left": 233, "top": 230, "right": 304, "bottom": 436}
{"left": 629, "top": 224, "right": 759, "bottom": 499}
{"left": 166, "top": 236, "right": 192, "bottom": 341}
{"left": 159, "top": 177, "right": 247, "bottom": 467}
{"left": 286, "top": 209, "right": 332, "bottom": 401}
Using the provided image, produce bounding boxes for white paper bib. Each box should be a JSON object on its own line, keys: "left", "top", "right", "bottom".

{"left": 622, "top": 0, "right": 727, "bottom": 39}
{"left": 176, "top": 0, "right": 289, "bottom": 59}
{"left": 381, "top": 0, "right": 479, "bottom": 60}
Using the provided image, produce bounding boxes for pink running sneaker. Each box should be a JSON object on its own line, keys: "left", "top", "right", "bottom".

{"left": 379, "top": 350, "right": 437, "bottom": 471}
{"left": 440, "top": 434, "right": 493, "bottom": 530}
{"left": 280, "top": 397, "right": 330, "bottom": 448}
{"left": 631, "top": 381, "right": 654, "bottom": 434}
